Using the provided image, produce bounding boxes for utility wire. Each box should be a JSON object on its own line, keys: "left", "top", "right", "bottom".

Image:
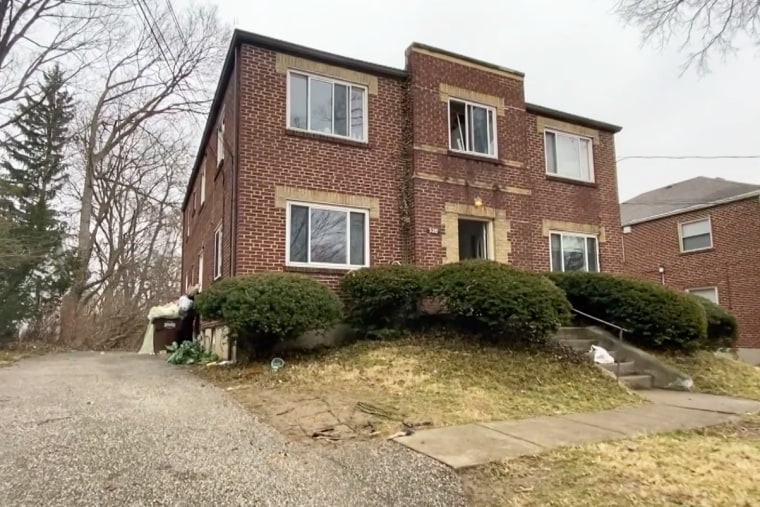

{"left": 618, "top": 155, "right": 760, "bottom": 162}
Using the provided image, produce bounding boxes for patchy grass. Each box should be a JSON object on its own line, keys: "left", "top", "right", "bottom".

{"left": 465, "top": 414, "right": 760, "bottom": 507}
{"left": 199, "top": 334, "right": 643, "bottom": 437}
{"left": 657, "top": 351, "right": 760, "bottom": 401}
{"left": 0, "top": 342, "right": 62, "bottom": 366}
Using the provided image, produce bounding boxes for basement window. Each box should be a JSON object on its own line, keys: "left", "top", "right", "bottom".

{"left": 288, "top": 72, "right": 367, "bottom": 142}
{"left": 550, "top": 232, "right": 599, "bottom": 272}
{"left": 686, "top": 287, "right": 718, "bottom": 304}
{"left": 449, "top": 99, "right": 496, "bottom": 157}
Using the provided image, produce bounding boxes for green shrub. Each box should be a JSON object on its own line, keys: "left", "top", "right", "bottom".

{"left": 689, "top": 295, "right": 738, "bottom": 350}
{"left": 547, "top": 272, "right": 707, "bottom": 351}
{"left": 426, "top": 260, "right": 571, "bottom": 344}
{"left": 195, "top": 273, "right": 342, "bottom": 354}
{"left": 340, "top": 264, "right": 426, "bottom": 334}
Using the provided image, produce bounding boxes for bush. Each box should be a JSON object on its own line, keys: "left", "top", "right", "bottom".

{"left": 340, "top": 264, "right": 426, "bottom": 334}
{"left": 426, "top": 260, "right": 571, "bottom": 344}
{"left": 547, "top": 272, "right": 707, "bottom": 351}
{"left": 689, "top": 296, "right": 738, "bottom": 350}
{"left": 195, "top": 273, "right": 342, "bottom": 354}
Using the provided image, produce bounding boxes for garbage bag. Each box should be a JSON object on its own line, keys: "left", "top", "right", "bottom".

{"left": 590, "top": 344, "right": 615, "bottom": 364}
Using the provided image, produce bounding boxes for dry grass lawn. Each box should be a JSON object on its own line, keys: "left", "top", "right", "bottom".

{"left": 657, "top": 351, "right": 760, "bottom": 401}
{"left": 465, "top": 414, "right": 760, "bottom": 507}
{"left": 199, "top": 334, "right": 643, "bottom": 437}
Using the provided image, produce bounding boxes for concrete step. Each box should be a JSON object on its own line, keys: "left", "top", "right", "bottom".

{"left": 619, "top": 374, "right": 653, "bottom": 390}
{"left": 559, "top": 338, "right": 595, "bottom": 352}
{"left": 600, "top": 361, "right": 637, "bottom": 376}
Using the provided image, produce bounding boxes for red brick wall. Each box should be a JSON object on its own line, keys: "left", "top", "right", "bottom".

{"left": 406, "top": 50, "right": 623, "bottom": 272}
{"left": 623, "top": 198, "right": 760, "bottom": 348}
{"left": 234, "top": 45, "right": 406, "bottom": 288}
{"left": 182, "top": 77, "right": 236, "bottom": 292}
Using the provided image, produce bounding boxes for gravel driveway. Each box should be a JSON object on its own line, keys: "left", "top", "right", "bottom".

{"left": 0, "top": 352, "right": 464, "bottom": 507}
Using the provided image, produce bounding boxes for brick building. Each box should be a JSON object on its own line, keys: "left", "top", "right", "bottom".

{"left": 621, "top": 177, "right": 760, "bottom": 363}
{"left": 182, "top": 30, "right": 624, "bottom": 307}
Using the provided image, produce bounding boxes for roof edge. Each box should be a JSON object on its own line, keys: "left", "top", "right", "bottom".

{"left": 408, "top": 42, "right": 525, "bottom": 78}
{"left": 622, "top": 189, "right": 760, "bottom": 226}
{"left": 525, "top": 103, "right": 622, "bottom": 134}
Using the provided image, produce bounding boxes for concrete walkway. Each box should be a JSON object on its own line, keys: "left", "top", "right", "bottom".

{"left": 395, "top": 390, "right": 760, "bottom": 469}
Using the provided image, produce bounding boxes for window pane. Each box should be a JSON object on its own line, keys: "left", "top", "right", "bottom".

{"left": 487, "top": 109, "right": 495, "bottom": 155}
{"left": 289, "top": 205, "right": 308, "bottom": 262}
{"left": 550, "top": 234, "right": 562, "bottom": 272}
{"left": 450, "top": 101, "right": 466, "bottom": 150}
{"left": 289, "top": 74, "right": 308, "bottom": 129}
{"left": 471, "top": 105, "right": 489, "bottom": 154}
{"left": 689, "top": 288, "right": 718, "bottom": 304}
{"left": 586, "top": 237, "right": 598, "bottom": 272}
{"left": 310, "top": 208, "right": 347, "bottom": 264}
{"left": 310, "top": 79, "right": 333, "bottom": 134}
{"left": 562, "top": 235, "right": 586, "bottom": 271}
{"left": 349, "top": 212, "right": 365, "bottom": 265}
{"left": 682, "top": 220, "right": 710, "bottom": 237}
{"left": 578, "top": 138, "right": 591, "bottom": 180}
{"left": 350, "top": 87, "right": 365, "bottom": 141}
{"left": 545, "top": 132, "right": 557, "bottom": 173}
{"left": 555, "top": 133, "right": 582, "bottom": 179}
{"left": 683, "top": 234, "right": 711, "bottom": 251}
{"left": 334, "top": 84, "right": 348, "bottom": 137}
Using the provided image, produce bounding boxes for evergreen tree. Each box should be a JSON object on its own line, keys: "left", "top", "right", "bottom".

{"left": 0, "top": 64, "right": 75, "bottom": 340}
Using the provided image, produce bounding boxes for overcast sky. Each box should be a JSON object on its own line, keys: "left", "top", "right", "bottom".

{"left": 212, "top": 0, "right": 760, "bottom": 202}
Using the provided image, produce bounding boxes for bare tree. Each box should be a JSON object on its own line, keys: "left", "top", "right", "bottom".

{"left": 0, "top": 0, "right": 115, "bottom": 129}
{"left": 616, "top": 0, "right": 760, "bottom": 72}
{"left": 58, "top": 0, "right": 227, "bottom": 344}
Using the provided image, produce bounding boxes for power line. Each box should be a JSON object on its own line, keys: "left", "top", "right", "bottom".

{"left": 164, "top": 0, "right": 188, "bottom": 49}
{"left": 618, "top": 155, "right": 760, "bottom": 162}
{"left": 133, "top": 0, "right": 175, "bottom": 64}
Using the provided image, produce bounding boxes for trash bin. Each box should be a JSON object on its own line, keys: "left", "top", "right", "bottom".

{"left": 153, "top": 318, "right": 181, "bottom": 353}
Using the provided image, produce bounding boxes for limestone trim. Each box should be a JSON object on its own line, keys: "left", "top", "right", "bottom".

{"left": 275, "top": 185, "right": 380, "bottom": 219}
{"left": 542, "top": 219, "right": 607, "bottom": 243}
{"left": 275, "top": 53, "right": 379, "bottom": 95}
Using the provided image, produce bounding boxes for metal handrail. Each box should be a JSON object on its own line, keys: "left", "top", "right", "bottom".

{"left": 571, "top": 307, "right": 630, "bottom": 379}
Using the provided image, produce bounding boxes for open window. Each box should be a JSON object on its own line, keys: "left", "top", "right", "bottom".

{"left": 458, "top": 219, "right": 490, "bottom": 260}
{"left": 449, "top": 99, "right": 496, "bottom": 157}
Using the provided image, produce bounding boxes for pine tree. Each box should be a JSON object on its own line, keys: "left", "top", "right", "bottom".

{"left": 0, "top": 64, "right": 75, "bottom": 340}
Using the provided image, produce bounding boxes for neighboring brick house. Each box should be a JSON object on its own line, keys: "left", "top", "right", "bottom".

{"left": 621, "top": 177, "right": 760, "bottom": 364}
{"left": 182, "top": 30, "right": 624, "bottom": 322}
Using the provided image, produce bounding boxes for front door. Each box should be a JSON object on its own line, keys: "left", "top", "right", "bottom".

{"left": 458, "top": 219, "right": 488, "bottom": 260}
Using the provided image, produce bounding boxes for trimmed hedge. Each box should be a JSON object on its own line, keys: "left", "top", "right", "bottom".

{"left": 689, "top": 295, "right": 739, "bottom": 350}
{"left": 426, "top": 260, "right": 571, "bottom": 344}
{"left": 547, "top": 271, "right": 707, "bottom": 351}
{"left": 340, "top": 264, "right": 426, "bottom": 334}
{"left": 195, "top": 273, "right": 342, "bottom": 354}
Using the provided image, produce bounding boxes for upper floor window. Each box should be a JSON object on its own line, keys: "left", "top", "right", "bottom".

{"left": 200, "top": 156, "right": 207, "bottom": 206}
{"left": 286, "top": 202, "right": 369, "bottom": 269}
{"left": 213, "top": 224, "right": 223, "bottom": 280}
{"left": 545, "top": 130, "right": 594, "bottom": 182}
{"left": 686, "top": 287, "right": 718, "bottom": 304}
{"left": 679, "top": 218, "right": 712, "bottom": 252}
{"left": 449, "top": 99, "right": 496, "bottom": 157}
{"left": 288, "top": 72, "right": 367, "bottom": 142}
{"left": 217, "top": 105, "right": 225, "bottom": 166}
{"left": 550, "top": 232, "right": 599, "bottom": 272}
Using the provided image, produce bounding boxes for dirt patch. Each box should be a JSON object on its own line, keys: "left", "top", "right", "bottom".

{"left": 0, "top": 342, "right": 63, "bottom": 366}
{"left": 197, "top": 334, "right": 643, "bottom": 443}
{"left": 463, "top": 415, "right": 760, "bottom": 506}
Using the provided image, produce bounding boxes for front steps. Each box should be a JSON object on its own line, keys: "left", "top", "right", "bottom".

{"left": 555, "top": 327, "right": 658, "bottom": 390}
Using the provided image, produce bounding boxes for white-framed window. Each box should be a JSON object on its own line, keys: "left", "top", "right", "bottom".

{"left": 200, "top": 156, "right": 207, "bottom": 206}
{"left": 550, "top": 232, "right": 599, "bottom": 272}
{"left": 213, "top": 224, "right": 223, "bottom": 280}
{"left": 686, "top": 287, "right": 719, "bottom": 304}
{"left": 545, "top": 129, "right": 594, "bottom": 182}
{"left": 679, "top": 218, "right": 712, "bottom": 252}
{"left": 287, "top": 71, "right": 367, "bottom": 142}
{"left": 286, "top": 202, "right": 369, "bottom": 269}
{"left": 217, "top": 105, "right": 225, "bottom": 166}
{"left": 197, "top": 250, "right": 204, "bottom": 290}
{"left": 449, "top": 99, "right": 496, "bottom": 157}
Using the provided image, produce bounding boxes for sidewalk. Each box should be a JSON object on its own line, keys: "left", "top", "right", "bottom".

{"left": 394, "top": 390, "right": 760, "bottom": 469}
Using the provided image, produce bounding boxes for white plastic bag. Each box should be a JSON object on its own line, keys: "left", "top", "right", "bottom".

{"left": 590, "top": 344, "right": 615, "bottom": 364}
